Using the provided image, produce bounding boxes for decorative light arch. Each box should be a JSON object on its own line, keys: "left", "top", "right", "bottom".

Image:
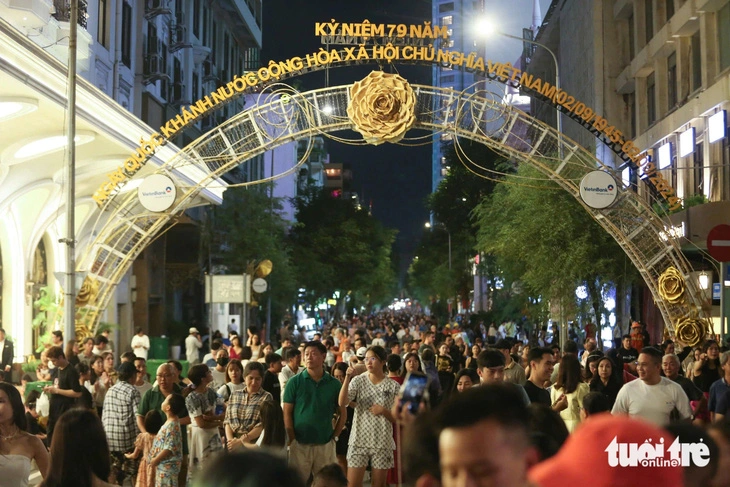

{"left": 74, "top": 79, "right": 709, "bottom": 344}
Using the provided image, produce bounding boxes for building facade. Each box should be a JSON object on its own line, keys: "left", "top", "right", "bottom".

{"left": 0, "top": 0, "right": 263, "bottom": 363}
{"left": 528, "top": 0, "right": 730, "bottom": 337}
{"left": 431, "top": 0, "right": 483, "bottom": 192}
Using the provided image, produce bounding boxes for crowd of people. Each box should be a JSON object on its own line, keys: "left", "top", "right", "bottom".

{"left": 2, "top": 313, "right": 730, "bottom": 486}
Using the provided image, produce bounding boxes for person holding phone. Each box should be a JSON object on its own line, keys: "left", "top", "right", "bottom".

{"left": 338, "top": 345, "right": 400, "bottom": 487}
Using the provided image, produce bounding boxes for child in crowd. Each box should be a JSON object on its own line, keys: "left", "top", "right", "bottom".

{"left": 125, "top": 410, "right": 164, "bottom": 487}
{"left": 149, "top": 393, "right": 186, "bottom": 487}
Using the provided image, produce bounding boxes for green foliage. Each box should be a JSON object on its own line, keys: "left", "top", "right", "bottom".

{"left": 473, "top": 163, "right": 638, "bottom": 322}
{"left": 210, "top": 185, "right": 298, "bottom": 327}
{"left": 22, "top": 360, "right": 39, "bottom": 374}
{"left": 32, "top": 287, "right": 58, "bottom": 353}
{"left": 653, "top": 193, "right": 709, "bottom": 216}
{"left": 408, "top": 140, "right": 512, "bottom": 313}
{"left": 290, "top": 185, "right": 397, "bottom": 313}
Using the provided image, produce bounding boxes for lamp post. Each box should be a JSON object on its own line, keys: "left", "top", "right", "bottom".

{"left": 476, "top": 20, "right": 563, "bottom": 155}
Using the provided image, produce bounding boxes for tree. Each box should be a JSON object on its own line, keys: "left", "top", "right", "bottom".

{"left": 473, "top": 163, "right": 639, "bottom": 331}
{"left": 290, "top": 186, "right": 397, "bottom": 315}
{"left": 408, "top": 139, "right": 513, "bottom": 318}
{"left": 209, "top": 184, "right": 297, "bottom": 329}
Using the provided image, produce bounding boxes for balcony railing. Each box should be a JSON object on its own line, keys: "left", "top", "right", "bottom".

{"left": 52, "top": 0, "right": 89, "bottom": 29}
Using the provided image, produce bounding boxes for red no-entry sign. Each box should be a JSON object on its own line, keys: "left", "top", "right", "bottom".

{"left": 707, "top": 224, "right": 730, "bottom": 262}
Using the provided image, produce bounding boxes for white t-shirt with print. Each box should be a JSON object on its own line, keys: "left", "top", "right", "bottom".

{"left": 347, "top": 374, "right": 400, "bottom": 450}
{"left": 612, "top": 376, "right": 692, "bottom": 425}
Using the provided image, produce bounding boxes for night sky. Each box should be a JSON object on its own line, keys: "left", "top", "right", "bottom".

{"left": 262, "top": 0, "right": 551, "bottom": 283}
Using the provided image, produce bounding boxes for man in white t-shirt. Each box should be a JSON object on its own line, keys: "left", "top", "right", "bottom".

{"left": 612, "top": 346, "right": 692, "bottom": 425}
{"left": 185, "top": 327, "right": 203, "bottom": 364}
{"left": 131, "top": 327, "right": 150, "bottom": 359}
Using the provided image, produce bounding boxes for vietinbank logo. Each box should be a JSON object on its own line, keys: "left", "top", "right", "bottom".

{"left": 605, "top": 436, "right": 710, "bottom": 467}
{"left": 582, "top": 185, "right": 615, "bottom": 193}
{"left": 580, "top": 170, "right": 619, "bottom": 209}
{"left": 138, "top": 174, "right": 177, "bottom": 212}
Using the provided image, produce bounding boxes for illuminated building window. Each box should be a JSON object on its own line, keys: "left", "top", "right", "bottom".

{"left": 442, "top": 15, "right": 453, "bottom": 26}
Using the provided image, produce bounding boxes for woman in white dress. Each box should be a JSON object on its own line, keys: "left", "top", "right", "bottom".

{"left": 0, "top": 383, "right": 49, "bottom": 487}
{"left": 184, "top": 364, "right": 225, "bottom": 484}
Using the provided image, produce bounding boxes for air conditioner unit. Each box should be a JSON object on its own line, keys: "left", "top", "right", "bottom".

{"left": 143, "top": 54, "right": 170, "bottom": 84}
{"left": 168, "top": 82, "right": 190, "bottom": 106}
{"left": 145, "top": 0, "right": 171, "bottom": 20}
{"left": 169, "top": 24, "right": 191, "bottom": 52}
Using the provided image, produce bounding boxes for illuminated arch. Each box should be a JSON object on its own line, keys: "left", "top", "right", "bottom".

{"left": 76, "top": 82, "right": 707, "bottom": 340}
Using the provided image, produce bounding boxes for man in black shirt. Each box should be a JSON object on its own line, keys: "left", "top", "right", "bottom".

{"left": 615, "top": 334, "right": 639, "bottom": 374}
{"left": 524, "top": 347, "right": 567, "bottom": 412}
{"left": 262, "top": 352, "right": 282, "bottom": 403}
{"left": 662, "top": 353, "right": 704, "bottom": 412}
{"left": 44, "top": 346, "right": 82, "bottom": 443}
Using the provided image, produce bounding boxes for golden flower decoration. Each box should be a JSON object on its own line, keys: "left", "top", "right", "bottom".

{"left": 675, "top": 316, "right": 710, "bottom": 347}
{"left": 657, "top": 266, "right": 685, "bottom": 304}
{"left": 347, "top": 71, "right": 416, "bottom": 145}
{"left": 75, "top": 276, "right": 99, "bottom": 307}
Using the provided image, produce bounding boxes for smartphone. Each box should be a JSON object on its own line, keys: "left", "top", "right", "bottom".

{"left": 399, "top": 371, "right": 429, "bottom": 415}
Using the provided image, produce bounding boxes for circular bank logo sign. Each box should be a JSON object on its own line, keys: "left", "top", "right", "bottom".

{"left": 579, "top": 170, "right": 618, "bottom": 209}
{"left": 138, "top": 174, "right": 177, "bottom": 212}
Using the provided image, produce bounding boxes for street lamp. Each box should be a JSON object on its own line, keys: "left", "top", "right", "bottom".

{"left": 699, "top": 271, "right": 709, "bottom": 290}
{"left": 475, "top": 19, "right": 563, "bottom": 155}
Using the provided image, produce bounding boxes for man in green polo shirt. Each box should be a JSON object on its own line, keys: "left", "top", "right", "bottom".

{"left": 284, "top": 340, "right": 346, "bottom": 482}
{"left": 137, "top": 363, "right": 190, "bottom": 485}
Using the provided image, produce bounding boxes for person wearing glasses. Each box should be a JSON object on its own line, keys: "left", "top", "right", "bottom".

{"left": 338, "top": 345, "right": 400, "bottom": 487}
{"left": 137, "top": 363, "right": 191, "bottom": 485}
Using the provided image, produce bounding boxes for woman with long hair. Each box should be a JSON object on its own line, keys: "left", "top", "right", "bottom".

{"left": 184, "top": 364, "right": 224, "bottom": 484}
{"left": 90, "top": 355, "right": 110, "bottom": 416}
{"left": 550, "top": 355, "right": 589, "bottom": 433}
{"left": 217, "top": 359, "right": 245, "bottom": 403}
{"left": 464, "top": 345, "right": 481, "bottom": 370}
{"left": 583, "top": 353, "right": 604, "bottom": 383}
{"left": 253, "top": 400, "right": 286, "bottom": 449}
{"left": 248, "top": 334, "right": 262, "bottom": 361}
{"left": 401, "top": 352, "right": 422, "bottom": 377}
{"left": 0, "top": 383, "right": 49, "bottom": 487}
{"left": 228, "top": 336, "right": 243, "bottom": 361}
{"left": 452, "top": 368, "right": 480, "bottom": 393}
{"left": 40, "top": 408, "right": 113, "bottom": 487}
{"left": 101, "top": 352, "right": 117, "bottom": 385}
{"left": 589, "top": 357, "right": 622, "bottom": 409}
{"left": 256, "top": 343, "right": 274, "bottom": 364}
{"left": 339, "top": 345, "right": 400, "bottom": 487}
